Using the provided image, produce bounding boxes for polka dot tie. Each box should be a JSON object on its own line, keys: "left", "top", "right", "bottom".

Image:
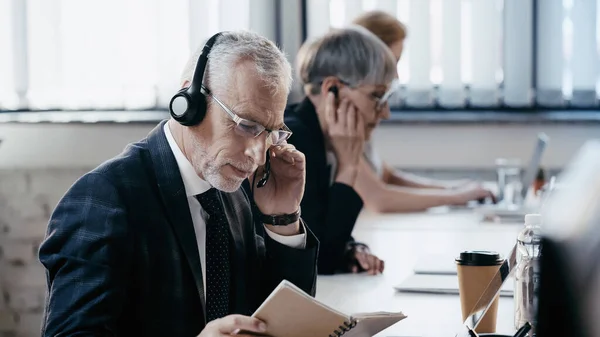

{"left": 196, "top": 188, "right": 231, "bottom": 322}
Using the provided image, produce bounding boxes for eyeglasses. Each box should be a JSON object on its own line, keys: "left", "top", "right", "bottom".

{"left": 376, "top": 79, "right": 400, "bottom": 110}
{"left": 201, "top": 85, "right": 292, "bottom": 146}
{"left": 337, "top": 79, "right": 400, "bottom": 112}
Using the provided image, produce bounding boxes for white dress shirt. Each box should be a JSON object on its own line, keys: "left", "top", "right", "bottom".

{"left": 163, "top": 122, "right": 306, "bottom": 296}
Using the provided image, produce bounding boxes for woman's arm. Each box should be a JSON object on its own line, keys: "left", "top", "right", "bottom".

{"left": 356, "top": 159, "right": 492, "bottom": 213}
{"left": 381, "top": 162, "right": 469, "bottom": 190}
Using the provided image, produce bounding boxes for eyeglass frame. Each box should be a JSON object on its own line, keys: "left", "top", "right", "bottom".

{"left": 200, "top": 85, "right": 293, "bottom": 146}
{"left": 339, "top": 78, "right": 399, "bottom": 111}
{"left": 312, "top": 78, "right": 399, "bottom": 112}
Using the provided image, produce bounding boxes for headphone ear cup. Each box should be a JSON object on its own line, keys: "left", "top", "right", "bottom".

{"left": 170, "top": 32, "right": 222, "bottom": 127}
{"left": 169, "top": 89, "right": 200, "bottom": 126}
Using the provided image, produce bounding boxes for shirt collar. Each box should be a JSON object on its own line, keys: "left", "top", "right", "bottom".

{"left": 163, "top": 121, "right": 212, "bottom": 197}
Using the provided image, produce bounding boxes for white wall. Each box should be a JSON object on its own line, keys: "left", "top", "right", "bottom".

{"left": 372, "top": 123, "right": 600, "bottom": 170}
{"left": 0, "top": 123, "right": 154, "bottom": 169}
{"left": 0, "top": 122, "right": 598, "bottom": 170}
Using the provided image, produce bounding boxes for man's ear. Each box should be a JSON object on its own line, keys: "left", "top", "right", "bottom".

{"left": 182, "top": 80, "right": 190, "bottom": 89}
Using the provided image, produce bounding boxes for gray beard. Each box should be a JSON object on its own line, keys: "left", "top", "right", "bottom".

{"left": 189, "top": 139, "right": 245, "bottom": 193}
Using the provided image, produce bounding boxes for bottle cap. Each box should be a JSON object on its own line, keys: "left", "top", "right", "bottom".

{"left": 524, "top": 213, "right": 542, "bottom": 225}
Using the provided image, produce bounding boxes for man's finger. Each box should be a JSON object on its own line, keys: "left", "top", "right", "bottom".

{"left": 270, "top": 144, "right": 297, "bottom": 155}
{"left": 271, "top": 145, "right": 305, "bottom": 167}
{"left": 217, "top": 315, "right": 267, "bottom": 334}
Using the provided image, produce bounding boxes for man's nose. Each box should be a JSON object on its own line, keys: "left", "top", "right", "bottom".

{"left": 244, "top": 134, "right": 268, "bottom": 165}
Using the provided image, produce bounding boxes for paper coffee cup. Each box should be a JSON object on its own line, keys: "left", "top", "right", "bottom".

{"left": 456, "top": 251, "right": 504, "bottom": 334}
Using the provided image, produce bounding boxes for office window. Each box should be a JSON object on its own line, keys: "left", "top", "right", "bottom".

{"left": 0, "top": 0, "right": 18, "bottom": 110}
{"left": 306, "top": 0, "right": 600, "bottom": 110}
{"left": 537, "top": 0, "right": 600, "bottom": 107}
{"left": 0, "top": 0, "right": 274, "bottom": 112}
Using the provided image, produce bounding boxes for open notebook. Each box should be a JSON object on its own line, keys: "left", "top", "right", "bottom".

{"left": 241, "top": 280, "right": 407, "bottom": 337}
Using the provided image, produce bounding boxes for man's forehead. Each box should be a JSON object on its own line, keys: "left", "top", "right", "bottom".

{"left": 226, "top": 96, "right": 285, "bottom": 130}
{"left": 217, "top": 61, "right": 287, "bottom": 129}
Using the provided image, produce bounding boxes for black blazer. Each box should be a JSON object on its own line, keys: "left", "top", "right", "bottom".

{"left": 38, "top": 120, "right": 319, "bottom": 337}
{"left": 283, "top": 98, "right": 364, "bottom": 275}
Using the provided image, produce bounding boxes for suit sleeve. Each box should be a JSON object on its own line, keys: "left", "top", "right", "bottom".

{"left": 38, "top": 173, "right": 133, "bottom": 337}
{"left": 286, "top": 121, "right": 364, "bottom": 275}
{"left": 261, "top": 221, "right": 319, "bottom": 296}
{"left": 240, "top": 180, "right": 318, "bottom": 298}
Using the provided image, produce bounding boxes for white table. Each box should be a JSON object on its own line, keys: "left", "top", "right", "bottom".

{"left": 314, "top": 207, "right": 524, "bottom": 337}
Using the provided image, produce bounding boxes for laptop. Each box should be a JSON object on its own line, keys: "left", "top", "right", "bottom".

{"left": 448, "top": 132, "right": 549, "bottom": 216}
{"left": 473, "top": 132, "right": 549, "bottom": 219}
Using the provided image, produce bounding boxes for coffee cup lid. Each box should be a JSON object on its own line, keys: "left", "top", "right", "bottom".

{"left": 455, "top": 250, "right": 503, "bottom": 266}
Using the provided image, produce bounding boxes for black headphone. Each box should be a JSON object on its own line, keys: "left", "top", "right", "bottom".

{"left": 169, "top": 32, "right": 224, "bottom": 126}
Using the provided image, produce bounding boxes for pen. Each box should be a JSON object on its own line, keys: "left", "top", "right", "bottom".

{"left": 513, "top": 322, "right": 532, "bottom": 337}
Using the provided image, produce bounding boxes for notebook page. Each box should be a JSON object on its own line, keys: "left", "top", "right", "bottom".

{"left": 344, "top": 312, "right": 407, "bottom": 337}
{"left": 247, "top": 280, "right": 351, "bottom": 337}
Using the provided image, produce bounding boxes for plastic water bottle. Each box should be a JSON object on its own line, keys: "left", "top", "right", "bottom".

{"left": 514, "top": 213, "right": 543, "bottom": 334}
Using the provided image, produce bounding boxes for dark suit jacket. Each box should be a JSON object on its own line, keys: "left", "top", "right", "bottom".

{"left": 38, "top": 120, "right": 319, "bottom": 337}
{"left": 282, "top": 98, "right": 364, "bottom": 275}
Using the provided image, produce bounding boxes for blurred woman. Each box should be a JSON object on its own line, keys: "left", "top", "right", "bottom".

{"left": 286, "top": 26, "right": 396, "bottom": 275}
{"left": 351, "top": 10, "right": 494, "bottom": 213}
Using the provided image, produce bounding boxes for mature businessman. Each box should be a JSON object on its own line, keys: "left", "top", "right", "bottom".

{"left": 39, "top": 31, "right": 318, "bottom": 337}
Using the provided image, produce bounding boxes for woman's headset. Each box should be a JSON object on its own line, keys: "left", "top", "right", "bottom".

{"left": 169, "top": 32, "right": 223, "bottom": 126}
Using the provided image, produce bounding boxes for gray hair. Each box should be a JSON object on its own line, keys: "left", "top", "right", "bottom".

{"left": 297, "top": 25, "right": 397, "bottom": 95}
{"left": 180, "top": 30, "right": 292, "bottom": 97}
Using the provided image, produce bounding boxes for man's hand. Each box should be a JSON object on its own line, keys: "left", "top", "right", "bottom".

{"left": 347, "top": 244, "right": 384, "bottom": 275}
{"left": 324, "top": 92, "right": 365, "bottom": 186}
{"left": 197, "top": 314, "right": 267, "bottom": 337}
{"left": 249, "top": 142, "right": 305, "bottom": 215}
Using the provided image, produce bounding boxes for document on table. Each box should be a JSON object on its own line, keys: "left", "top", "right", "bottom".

{"left": 394, "top": 273, "right": 514, "bottom": 297}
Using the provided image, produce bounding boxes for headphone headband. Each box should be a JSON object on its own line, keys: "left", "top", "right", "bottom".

{"left": 169, "top": 32, "right": 225, "bottom": 126}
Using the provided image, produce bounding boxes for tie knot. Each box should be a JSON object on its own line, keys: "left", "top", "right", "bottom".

{"left": 196, "top": 188, "right": 221, "bottom": 217}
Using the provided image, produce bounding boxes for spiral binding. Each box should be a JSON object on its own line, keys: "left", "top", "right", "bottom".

{"left": 328, "top": 318, "right": 358, "bottom": 337}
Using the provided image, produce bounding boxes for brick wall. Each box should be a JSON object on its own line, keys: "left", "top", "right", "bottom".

{"left": 0, "top": 169, "right": 88, "bottom": 337}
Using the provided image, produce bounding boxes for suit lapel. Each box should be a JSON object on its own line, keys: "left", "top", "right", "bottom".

{"left": 146, "top": 120, "right": 206, "bottom": 321}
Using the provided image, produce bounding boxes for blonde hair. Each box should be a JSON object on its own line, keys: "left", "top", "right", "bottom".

{"left": 352, "top": 10, "right": 407, "bottom": 47}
